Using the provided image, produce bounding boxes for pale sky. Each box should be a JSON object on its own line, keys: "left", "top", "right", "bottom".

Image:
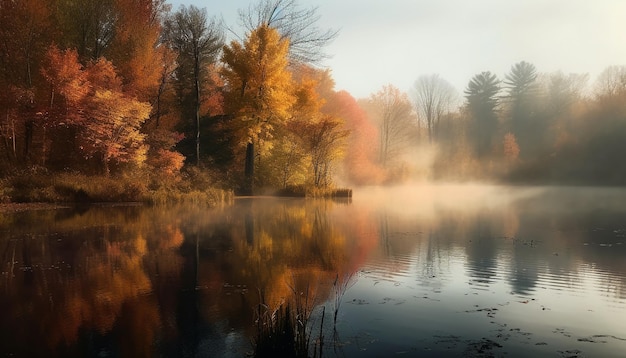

{"left": 168, "top": 0, "right": 626, "bottom": 98}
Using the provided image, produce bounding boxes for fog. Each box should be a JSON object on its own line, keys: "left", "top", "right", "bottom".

{"left": 3, "top": 184, "right": 626, "bottom": 356}
{"left": 348, "top": 63, "right": 626, "bottom": 188}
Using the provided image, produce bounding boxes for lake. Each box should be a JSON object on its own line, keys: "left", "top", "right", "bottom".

{"left": 1, "top": 185, "right": 625, "bottom": 357}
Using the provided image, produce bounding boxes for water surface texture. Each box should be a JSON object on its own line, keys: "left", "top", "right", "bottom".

{"left": 1, "top": 185, "right": 626, "bottom": 357}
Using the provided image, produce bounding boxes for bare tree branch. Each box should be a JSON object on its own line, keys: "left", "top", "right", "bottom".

{"left": 238, "top": 0, "right": 338, "bottom": 65}
{"left": 410, "top": 74, "right": 458, "bottom": 143}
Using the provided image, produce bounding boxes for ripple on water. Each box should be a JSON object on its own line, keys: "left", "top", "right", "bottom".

{"left": 362, "top": 253, "right": 416, "bottom": 280}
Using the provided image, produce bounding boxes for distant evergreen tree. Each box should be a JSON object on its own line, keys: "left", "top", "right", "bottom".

{"left": 465, "top": 71, "right": 500, "bottom": 158}
{"left": 504, "top": 61, "right": 540, "bottom": 157}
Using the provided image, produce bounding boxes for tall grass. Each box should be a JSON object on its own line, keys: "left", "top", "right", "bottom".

{"left": 332, "top": 272, "right": 356, "bottom": 326}
{"left": 253, "top": 272, "right": 358, "bottom": 358}
{"left": 254, "top": 283, "right": 319, "bottom": 358}
{"left": 146, "top": 187, "right": 233, "bottom": 206}
{"left": 307, "top": 187, "right": 353, "bottom": 198}
{"left": 6, "top": 170, "right": 147, "bottom": 203}
{"left": 275, "top": 185, "right": 353, "bottom": 198}
{"left": 2, "top": 167, "right": 233, "bottom": 206}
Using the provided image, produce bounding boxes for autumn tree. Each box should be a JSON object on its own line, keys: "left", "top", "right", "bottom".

{"left": 141, "top": 27, "right": 185, "bottom": 179}
{"left": 39, "top": 49, "right": 151, "bottom": 175}
{"left": 261, "top": 67, "right": 321, "bottom": 188}
{"left": 366, "top": 85, "right": 416, "bottom": 169}
{"left": 107, "top": 0, "right": 170, "bottom": 99}
{"left": 274, "top": 68, "right": 348, "bottom": 187}
{"left": 164, "top": 5, "right": 224, "bottom": 166}
{"left": 83, "top": 90, "right": 150, "bottom": 175}
{"left": 325, "top": 91, "right": 383, "bottom": 185}
{"left": 502, "top": 132, "right": 520, "bottom": 162}
{"left": 238, "top": 0, "right": 338, "bottom": 65}
{"left": 0, "top": 0, "right": 56, "bottom": 163}
{"left": 85, "top": 58, "right": 152, "bottom": 174}
{"left": 291, "top": 116, "right": 348, "bottom": 187}
{"left": 149, "top": 46, "right": 178, "bottom": 129}
{"left": 465, "top": 71, "right": 500, "bottom": 158}
{"left": 221, "top": 25, "right": 294, "bottom": 193}
{"left": 39, "top": 46, "right": 90, "bottom": 166}
{"left": 410, "top": 74, "right": 457, "bottom": 144}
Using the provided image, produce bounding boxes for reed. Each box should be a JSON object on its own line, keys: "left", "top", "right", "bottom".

{"left": 332, "top": 272, "right": 356, "bottom": 326}
{"left": 305, "top": 187, "right": 353, "bottom": 198}
{"left": 253, "top": 283, "right": 322, "bottom": 358}
{"left": 254, "top": 302, "right": 310, "bottom": 356}
{"left": 253, "top": 272, "right": 357, "bottom": 358}
{"left": 146, "top": 188, "right": 233, "bottom": 206}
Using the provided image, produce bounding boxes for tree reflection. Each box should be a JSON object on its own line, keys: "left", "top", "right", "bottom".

{"left": 0, "top": 206, "right": 184, "bottom": 357}
{"left": 190, "top": 199, "right": 359, "bottom": 329}
{"left": 465, "top": 215, "right": 500, "bottom": 287}
{"left": 2, "top": 188, "right": 626, "bottom": 357}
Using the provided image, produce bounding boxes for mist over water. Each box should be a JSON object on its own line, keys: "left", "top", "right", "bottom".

{"left": 1, "top": 185, "right": 626, "bottom": 357}
{"left": 343, "top": 185, "right": 626, "bottom": 357}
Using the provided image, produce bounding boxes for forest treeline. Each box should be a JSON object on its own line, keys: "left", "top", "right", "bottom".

{"left": 1, "top": 0, "right": 625, "bottom": 203}
{"left": 415, "top": 63, "right": 626, "bottom": 186}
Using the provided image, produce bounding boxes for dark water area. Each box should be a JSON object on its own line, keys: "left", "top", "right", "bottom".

{"left": 1, "top": 185, "right": 626, "bottom": 357}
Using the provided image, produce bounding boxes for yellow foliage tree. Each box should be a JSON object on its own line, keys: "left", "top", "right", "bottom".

{"left": 289, "top": 116, "right": 349, "bottom": 188}
{"left": 221, "top": 25, "right": 295, "bottom": 193}
{"left": 269, "top": 66, "right": 329, "bottom": 188}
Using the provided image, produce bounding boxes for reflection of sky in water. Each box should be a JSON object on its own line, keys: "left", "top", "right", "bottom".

{"left": 208, "top": 185, "right": 626, "bottom": 357}
{"left": 338, "top": 249, "right": 626, "bottom": 357}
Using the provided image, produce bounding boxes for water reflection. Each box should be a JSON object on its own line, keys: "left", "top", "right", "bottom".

{"left": 1, "top": 186, "right": 626, "bottom": 357}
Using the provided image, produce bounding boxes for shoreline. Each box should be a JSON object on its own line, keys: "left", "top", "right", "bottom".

{"left": 0, "top": 203, "right": 71, "bottom": 213}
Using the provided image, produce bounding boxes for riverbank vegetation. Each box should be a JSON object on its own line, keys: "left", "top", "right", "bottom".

{"left": 0, "top": 0, "right": 350, "bottom": 204}
{"left": 1, "top": 0, "right": 626, "bottom": 206}
{"left": 0, "top": 166, "right": 233, "bottom": 205}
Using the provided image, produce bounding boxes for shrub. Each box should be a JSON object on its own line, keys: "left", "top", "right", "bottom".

{"left": 0, "top": 179, "right": 12, "bottom": 203}
{"left": 305, "top": 187, "right": 353, "bottom": 198}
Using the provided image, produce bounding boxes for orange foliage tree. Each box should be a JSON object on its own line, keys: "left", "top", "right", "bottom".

{"left": 108, "top": 0, "right": 169, "bottom": 99}
{"left": 503, "top": 132, "right": 520, "bottom": 162}
{"left": 324, "top": 91, "right": 384, "bottom": 185}
{"left": 40, "top": 48, "right": 152, "bottom": 175}
{"left": 40, "top": 46, "right": 89, "bottom": 166}
{"left": 82, "top": 89, "right": 150, "bottom": 175}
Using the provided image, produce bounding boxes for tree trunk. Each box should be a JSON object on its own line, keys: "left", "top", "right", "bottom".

{"left": 41, "top": 126, "right": 47, "bottom": 167}
{"left": 103, "top": 153, "right": 110, "bottom": 177}
{"left": 23, "top": 119, "right": 33, "bottom": 162}
{"left": 194, "top": 54, "right": 201, "bottom": 166}
{"left": 244, "top": 142, "right": 254, "bottom": 195}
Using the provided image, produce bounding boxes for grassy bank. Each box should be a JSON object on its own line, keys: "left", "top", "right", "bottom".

{"left": 273, "top": 185, "right": 353, "bottom": 198}
{"left": 0, "top": 168, "right": 233, "bottom": 206}
{"left": 0, "top": 168, "right": 353, "bottom": 207}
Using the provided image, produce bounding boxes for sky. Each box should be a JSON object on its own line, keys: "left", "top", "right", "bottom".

{"left": 168, "top": 0, "right": 626, "bottom": 99}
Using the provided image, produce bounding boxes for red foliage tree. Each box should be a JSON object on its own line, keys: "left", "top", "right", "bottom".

{"left": 323, "top": 91, "right": 384, "bottom": 185}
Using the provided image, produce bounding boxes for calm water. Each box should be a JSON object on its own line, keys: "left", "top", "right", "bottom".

{"left": 1, "top": 185, "right": 626, "bottom": 357}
